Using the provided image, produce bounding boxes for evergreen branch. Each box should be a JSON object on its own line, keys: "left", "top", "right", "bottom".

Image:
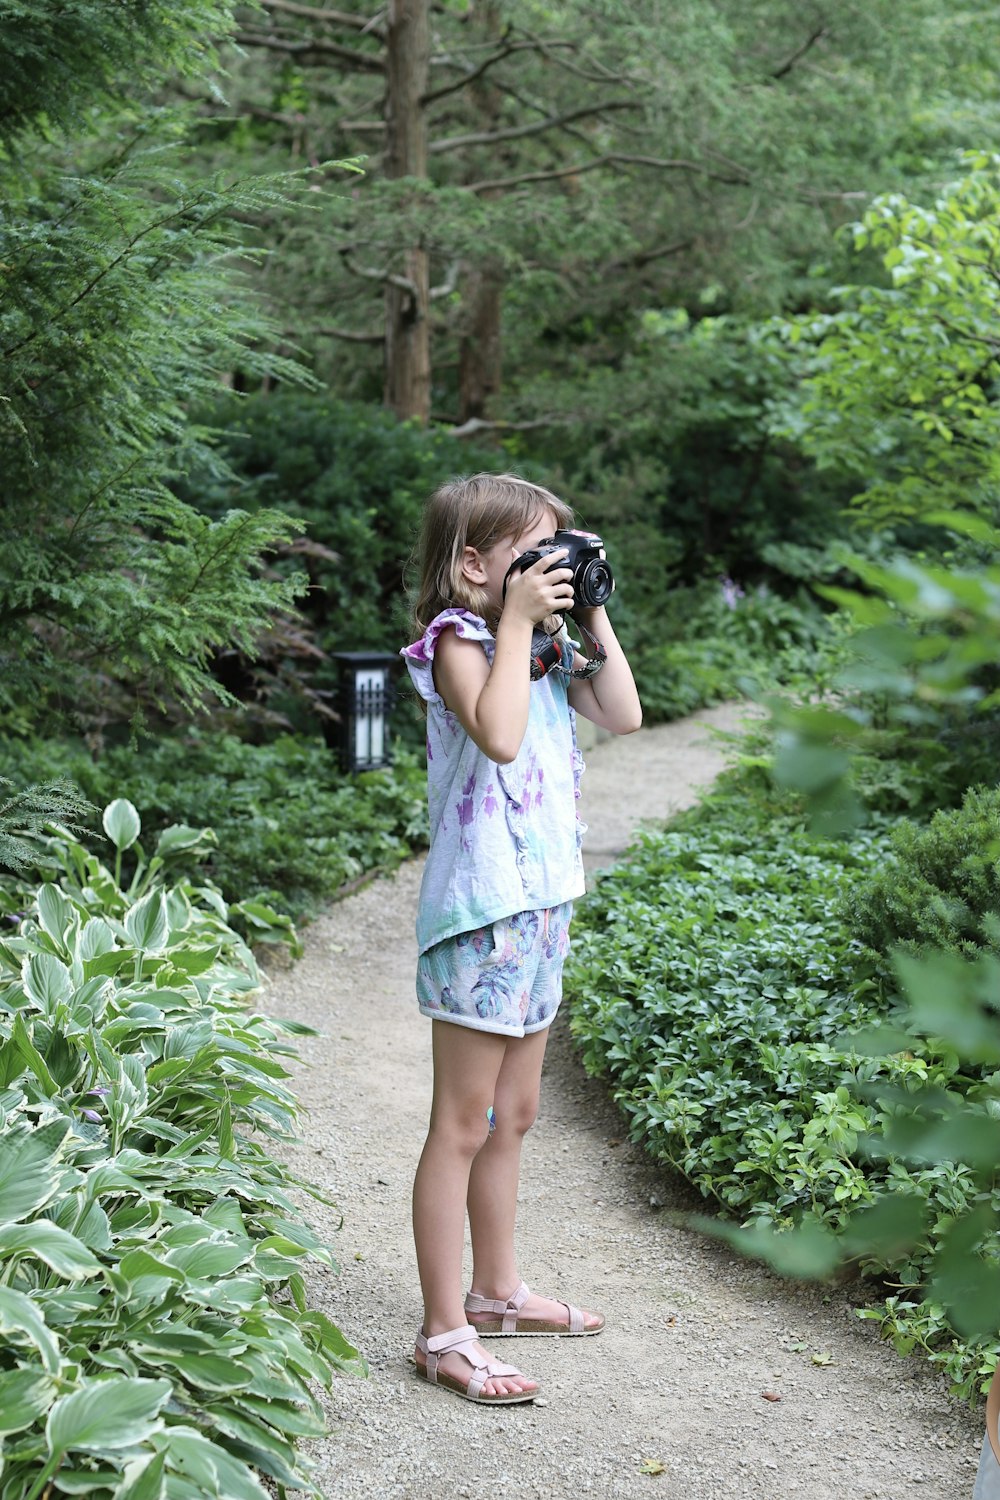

{"left": 771, "top": 26, "right": 830, "bottom": 80}
{"left": 2, "top": 191, "right": 217, "bottom": 360}
{"left": 429, "top": 261, "right": 460, "bottom": 301}
{"left": 258, "top": 0, "right": 386, "bottom": 34}
{"left": 443, "top": 415, "right": 566, "bottom": 438}
{"left": 610, "top": 152, "right": 751, "bottom": 185}
{"left": 467, "top": 152, "right": 750, "bottom": 195}
{"left": 607, "top": 238, "right": 694, "bottom": 272}
{"left": 171, "top": 512, "right": 270, "bottom": 611}
{"left": 429, "top": 99, "right": 637, "bottom": 154}
{"left": 339, "top": 247, "right": 416, "bottom": 295}
{"left": 0, "top": 778, "right": 96, "bottom": 875}
{"left": 472, "top": 75, "right": 608, "bottom": 153}
{"left": 235, "top": 30, "right": 385, "bottom": 71}
{"left": 65, "top": 455, "right": 147, "bottom": 542}
{"left": 313, "top": 326, "right": 384, "bottom": 343}
{"left": 797, "top": 187, "right": 871, "bottom": 201}
{"left": 517, "top": 26, "right": 632, "bottom": 84}
{"left": 423, "top": 38, "right": 580, "bottom": 106}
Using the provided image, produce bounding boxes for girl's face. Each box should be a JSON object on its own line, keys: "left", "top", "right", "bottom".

{"left": 470, "top": 506, "right": 560, "bottom": 613}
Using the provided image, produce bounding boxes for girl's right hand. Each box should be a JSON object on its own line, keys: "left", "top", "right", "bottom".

{"left": 502, "top": 549, "right": 574, "bottom": 625}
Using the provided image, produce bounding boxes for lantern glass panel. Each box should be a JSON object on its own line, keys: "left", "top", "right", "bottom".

{"left": 355, "top": 666, "right": 387, "bottom": 768}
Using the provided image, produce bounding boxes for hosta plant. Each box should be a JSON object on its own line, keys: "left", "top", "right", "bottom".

{"left": 0, "top": 801, "right": 364, "bottom": 1500}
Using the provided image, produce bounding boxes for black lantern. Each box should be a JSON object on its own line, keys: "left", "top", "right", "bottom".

{"left": 331, "top": 652, "right": 398, "bottom": 772}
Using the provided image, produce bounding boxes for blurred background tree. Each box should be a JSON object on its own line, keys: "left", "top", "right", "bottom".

{"left": 0, "top": 0, "right": 333, "bottom": 736}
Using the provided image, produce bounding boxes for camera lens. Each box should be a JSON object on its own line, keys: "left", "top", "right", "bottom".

{"left": 577, "top": 558, "right": 614, "bottom": 607}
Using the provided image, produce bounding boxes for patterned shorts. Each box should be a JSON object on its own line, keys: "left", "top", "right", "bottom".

{"left": 416, "top": 902, "right": 573, "bottom": 1037}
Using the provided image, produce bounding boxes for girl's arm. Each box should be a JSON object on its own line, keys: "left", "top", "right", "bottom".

{"left": 433, "top": 555, "right": 575, "bottom": 763}
{"left": 566, "top": 606, "right": 643, "bottom": 734}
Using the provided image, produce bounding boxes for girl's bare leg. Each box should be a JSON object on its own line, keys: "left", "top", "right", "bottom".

{"left": 466, "top": 1027, "right": 548, "bottom": 1295}
{"left": 412, "top": 1020, "right": 538, "bottom": 1397}
{"left": 466, "top": 1026, "right": 604, "bottom": 1331}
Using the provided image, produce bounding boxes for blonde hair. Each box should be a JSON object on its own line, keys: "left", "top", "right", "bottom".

{"left": 411, "top": 472, "right": 575, "bottom": 635}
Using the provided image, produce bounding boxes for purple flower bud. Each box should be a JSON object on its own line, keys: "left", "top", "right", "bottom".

{"left": 81, "top": 1109, "right": 102, "bottom": 1123}
{"left": 86, "top": 1087, "right": 111, "bottom": 1097}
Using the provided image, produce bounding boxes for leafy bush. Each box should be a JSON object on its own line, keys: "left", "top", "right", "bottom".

{"left": 567, "top": 786, "right": 889, "bottom": 1219}
{"left": 176, "top": 392, "right": 496, "bottom": 692}
{"left": 845, "top": 785, "right": 1000, "bottom": 979}
{"left": 625, "top": 579, "right": 842, "bottom": 721}
{"left": 566, "top": 768, "right": 1000, "bottom": 1400}
{"left": 1, "top": 732, "right": 428, "bottom": 921}
{"left": 0, "top": 801, "right": 363, "bottom": 1500}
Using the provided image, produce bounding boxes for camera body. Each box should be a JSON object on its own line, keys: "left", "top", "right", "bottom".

{"left": 504, "top": 528, "right": 614, "bottom": 611}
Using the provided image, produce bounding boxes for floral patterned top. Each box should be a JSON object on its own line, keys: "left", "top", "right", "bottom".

{"left": 400, "top": 608, "right": 587, "bottom": 953}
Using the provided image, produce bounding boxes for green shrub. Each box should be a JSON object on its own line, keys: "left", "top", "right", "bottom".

{"left": 567, "top": 803, "right": 890, "bottom": 1220}
{"left": 0, "top": 801, "right": 363, "bottom": 1500}
{"left": 626, "top": 580, "right": 842, "bottom": 721}
{"left": 845, "top": 785, "right": 1000, "bottom": 979}
{"left": 566, "top": 770, "right": 1000, "bottom": 1400}
{"left": 177, "top": 390, "right": 496, "bottom": 650}
{"left": 1, "top": 732, "right": 427, "bottom": 921}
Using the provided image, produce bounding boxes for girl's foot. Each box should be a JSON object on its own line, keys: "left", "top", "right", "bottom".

{"left": 414, "top": 1323, "right": 539, "bottom": 1402}
{"left": 465, "top": 1279, "right": 605, "bottom": 1336}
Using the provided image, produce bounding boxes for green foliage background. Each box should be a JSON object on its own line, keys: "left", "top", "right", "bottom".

{"left": 6, "top": 0, "right": 1000, "bottom": 1429}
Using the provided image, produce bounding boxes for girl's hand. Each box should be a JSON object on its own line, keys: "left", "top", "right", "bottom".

{"left": 502, "top": 549, "right": 574, "bottom": 624}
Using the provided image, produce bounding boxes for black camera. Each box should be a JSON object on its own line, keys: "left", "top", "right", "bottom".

{"left": 502, "top": 528, "right": 614, "bottom": 611}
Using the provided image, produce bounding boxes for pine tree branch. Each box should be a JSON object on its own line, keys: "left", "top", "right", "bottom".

{"left": 2, "top": 194, "right": 219, "bottom": 360}
{"left": 797, "top": 186, "right": 871, "bottom": 200}
{"left": 429, "top": 100, "right": 637, "bottom": 154}
{"left": 518, "top": 26, "right": 631, "bottom": 84}
{"left": 429, "top": 261, "right": 460, "bottom": 301}
{"left": 423, "top": 38, "right": 579, "bottom": 106}
{"left": 339, "top": 247, "right": 416, "bottom": 296}
{"left": 313, "top": 325, "right": 384, "bottom": 343}
{"left": 235, "top": 30, "right": 385, "bottom": 71}
{"left": 608, "top": 238, "right": 694, "bottom": 272}
{"left": 443, "top": 415, "right": 565, "bottom": 438}
{"left": 611, "top": 152, "right": 751, "bottom": 185}
{"left": 258, "top": 0, "right": 386, "bottom": 35}
{"left": 771, "top": 26, "right": 829, "bottom": 80}
{"left": 467, "top": 152, "right": 750, "bottom": 195}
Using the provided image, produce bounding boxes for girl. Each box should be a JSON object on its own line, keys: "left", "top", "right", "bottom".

{"left": 401, "top": 473, "right": 642, "bottom": 1404}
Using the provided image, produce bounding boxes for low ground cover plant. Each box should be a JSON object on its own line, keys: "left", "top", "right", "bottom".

{"left": 1, "top": 734, "right": 428, "bottom": 922}
{"left": 566, "top": 766, "right": 1000, "bottom": 1400}
{"left": 0, "top": 801, "right": 363, "bottom": 1500}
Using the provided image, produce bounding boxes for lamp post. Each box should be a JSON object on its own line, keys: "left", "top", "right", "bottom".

{"left": 331, "top": 652, "right": 398, "bottom": 773}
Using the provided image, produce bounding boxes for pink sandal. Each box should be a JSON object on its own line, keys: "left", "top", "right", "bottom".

{"left": 465, "top": 1280, "right": 605, "bottom": 1336}
{"left": 414, "top": 1324, "right": 538, "bottom": 1404}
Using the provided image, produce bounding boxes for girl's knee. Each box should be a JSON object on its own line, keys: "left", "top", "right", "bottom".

{"left": 429, "top": 1105, "right": 494, "bottom": 1159}
{"left": 494, "top": 1094, "right": 539, "bottom": 1140}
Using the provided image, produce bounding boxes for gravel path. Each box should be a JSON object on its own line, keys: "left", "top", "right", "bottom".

{"left": 261, "top": 705, "right": 983, "bottom": 1499}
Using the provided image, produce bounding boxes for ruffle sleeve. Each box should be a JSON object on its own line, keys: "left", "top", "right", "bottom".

{"left": 400, "top": 608, "right": 495, "bottom": 705}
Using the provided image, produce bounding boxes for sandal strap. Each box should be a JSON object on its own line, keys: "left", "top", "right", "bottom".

{"left": 464, "top": 1279, "right": 531, "bottom": 1332}
{"left": 465, "top": 1282, "right": 587, "bottom": 1333}
{"left": 563, "top": 1300, "right": 584, "bottom": 1333}
{"left": 416, "top": 1323, "right": 525, "bottom": 1396}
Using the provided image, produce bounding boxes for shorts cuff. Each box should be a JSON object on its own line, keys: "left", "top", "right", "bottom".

{"left": 419, "top": 1006, "right": 527, "bottom": 1038}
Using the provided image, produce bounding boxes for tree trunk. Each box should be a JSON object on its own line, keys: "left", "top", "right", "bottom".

{"left": 384, "top": 0, "right": 430, "bottom": 423}
{"left": 457, "top": 0, "right": 504, "bottom": 425}
{"left": 458, "top": 262, "right": 503, "bottom": 422}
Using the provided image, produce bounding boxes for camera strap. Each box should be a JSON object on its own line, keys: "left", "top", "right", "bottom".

{"left": 564, "top": 613, "right": 607, "bottom": 680}
{"left": 528, "top": 615, "right": 606, "bottom": 682}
